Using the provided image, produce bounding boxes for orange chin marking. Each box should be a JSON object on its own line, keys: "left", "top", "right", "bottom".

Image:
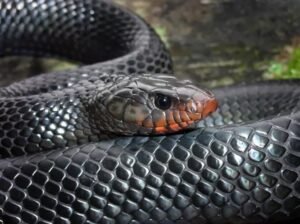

{"left": 154, "top": 117, "right": 166, "bottom": 128}
{"left": 179, "top": 122, "right": 189, "bottom": 128}
{"left": 155, "top": 126, "right": 168, "bottom": 134}
{"left": 169, "top": 123, "right": 181, "bottom": 132}
{"left": 155, "top": 120, "right": 196, "bottom": 134}
{"left": 170, "top": 121, "right": 194, "bottom": 132}
{"left": 187, "top": 120, "right": 193, "bottom": 125}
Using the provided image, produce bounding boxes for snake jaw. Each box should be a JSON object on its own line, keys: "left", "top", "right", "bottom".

{"left": 149, "top": 90, "right": 218, "bottom": 135}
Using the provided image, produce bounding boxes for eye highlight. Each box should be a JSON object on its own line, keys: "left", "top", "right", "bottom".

{"left": 154, "top": 93, "right": 172, "bottom": 110}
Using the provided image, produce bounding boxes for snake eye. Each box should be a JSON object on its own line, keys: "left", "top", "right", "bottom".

{"left": 154, "top": 94, "right": 172, "bottom": 110}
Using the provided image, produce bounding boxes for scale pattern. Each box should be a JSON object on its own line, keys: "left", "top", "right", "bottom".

{"left": 0, "top": 0, "right": 300, "bottom": 224}
{"left": 0, "top": 0, "right": 172, "bottom": 96}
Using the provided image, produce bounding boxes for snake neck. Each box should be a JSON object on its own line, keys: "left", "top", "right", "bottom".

{"left": 0, "top": 78, "right": 126, "bottom": 157}
{"left": 82, "top": 75, "right": 137, "bottom": 136}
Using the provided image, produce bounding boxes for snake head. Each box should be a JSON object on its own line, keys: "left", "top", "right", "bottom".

{"left": 97, "top": 74, "right": 218, "bottom": 135}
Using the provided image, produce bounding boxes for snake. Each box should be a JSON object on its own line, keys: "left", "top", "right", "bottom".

{"left": 0, "top": 0, "right": 300, "bottom": 223}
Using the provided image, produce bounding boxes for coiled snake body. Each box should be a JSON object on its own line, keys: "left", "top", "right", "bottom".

{"left": 0, "top": 0, "right": 300, "bottom": 223}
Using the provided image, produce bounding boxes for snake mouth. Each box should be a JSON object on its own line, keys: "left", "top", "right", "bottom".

{"left": 152, "top": 95, "right": 218, "bottom": 134}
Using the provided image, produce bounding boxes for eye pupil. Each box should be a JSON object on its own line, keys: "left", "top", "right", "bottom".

{"left": 155, "top": 94, "right": 172, "bottom": 110}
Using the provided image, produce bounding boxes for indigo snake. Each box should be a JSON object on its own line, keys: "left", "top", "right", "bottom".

{"left": 0, "top": 0, "right": 300, "bottom": 223}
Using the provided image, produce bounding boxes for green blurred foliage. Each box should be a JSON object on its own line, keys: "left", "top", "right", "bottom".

{"left": 265, "top": 47, "right": 300, "bottom": 79}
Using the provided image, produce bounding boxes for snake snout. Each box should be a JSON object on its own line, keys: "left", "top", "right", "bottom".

{"left": 186, "top": 90, "right": 218, "bottom": 121}
{"left": 202, "top": 97, "right": 218, "bottom": 117}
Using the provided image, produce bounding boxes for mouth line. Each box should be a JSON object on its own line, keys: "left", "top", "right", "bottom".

{"left": 153, "top": 120, "right": 200, "bottom": 134}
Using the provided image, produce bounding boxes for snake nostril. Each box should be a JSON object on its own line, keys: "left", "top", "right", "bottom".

{"left": 188, "top": 101, "right": 197, "bottom": 113}
{"left": 191, "top": 104, "right": 197, "bottom": 113}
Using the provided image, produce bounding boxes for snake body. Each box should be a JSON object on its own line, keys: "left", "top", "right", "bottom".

{"left": 0, "top": 0, "right": 300, "bottom": 223}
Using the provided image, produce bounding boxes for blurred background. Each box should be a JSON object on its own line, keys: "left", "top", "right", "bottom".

{"left": 1, "top": 0, "right": 300, "bottom": 87}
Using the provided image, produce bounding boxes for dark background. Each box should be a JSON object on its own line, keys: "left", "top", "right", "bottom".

{"left": 1, "top": 0, "right": 300, "bottom": 87}
{"left": 116, "top": 0, "right": 300, "bottom": 86}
